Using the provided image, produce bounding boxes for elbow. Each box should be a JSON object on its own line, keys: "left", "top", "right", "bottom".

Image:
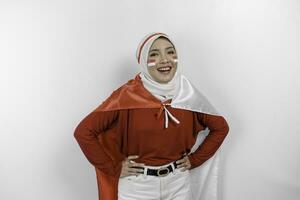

{"left": 73, "top": 127, "right": 80, "bottom": 141}
{"left": 221, "top": 116, "right": 230, "bottom": 136}
{"left": 73, "top": 124, "right": 84, "bottom": 141}
{"left": 73, "top": 122, "right": 97, "bottom": 143}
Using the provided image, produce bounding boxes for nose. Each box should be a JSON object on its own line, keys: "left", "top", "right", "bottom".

{"left": 160, "top": 53, "right": 168, "bottom": 64}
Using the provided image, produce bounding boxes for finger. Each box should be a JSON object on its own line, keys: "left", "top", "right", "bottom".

{"left": 180, "top": 154, "right": 187, "bottom": 160}
{"left": 127, "top": 170, "right": 144, "bottom": 176}
{"left": 175, "top": 159, "right": 184, "bottom": 164}
{"left": 175, "top": 158, "right": 185, "bottom": 165}
{"left": 177, "top": 163, "right": 187, "bottom": 169}
{"left": 128, "top": 168, "right": 144, "bottom": 174}
{"left": 127, "top": 155, "right": 139, "bottom": 160}
{"left": 129, "top": 166, "right": 144, "bottom": 170}
{"left": 128, "top": 169, "right": 143, "bottom": 174}
{"left": 129, "top": 162, "right": 145, "bottom": 167}
{"left": 128, "top": 172, "right": 141, "bottom": 176}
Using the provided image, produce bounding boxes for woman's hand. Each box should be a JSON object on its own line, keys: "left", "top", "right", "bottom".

{"left": 175, "top": 155, "right": 191, "bottom": 172}
{"left": 120, "top": 155, "right": 145, "bottom": 178}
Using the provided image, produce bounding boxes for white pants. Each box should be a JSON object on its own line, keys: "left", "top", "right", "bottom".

{"left": 118, "top": 161, "right": 191, "bottom": 200}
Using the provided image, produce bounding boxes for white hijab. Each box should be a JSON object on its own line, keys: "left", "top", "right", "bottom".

{"left": 135, "top": 32, "right": 181, "bottom": 102}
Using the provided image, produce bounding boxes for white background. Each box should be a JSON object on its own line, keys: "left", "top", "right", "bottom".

{"left": 0, "top": 0, "right": 299, "bottom": 199}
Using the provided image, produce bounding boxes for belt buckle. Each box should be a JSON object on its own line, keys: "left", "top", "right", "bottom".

{"left": 157, "top": 167, "right": 170, "bottom": 177}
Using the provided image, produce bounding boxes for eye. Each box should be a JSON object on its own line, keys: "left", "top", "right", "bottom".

{"left": 149, "top": 53, "right": 158, "bottom": 57}
{"left": 168, "top": 51, "right": 175, "bottom": 54}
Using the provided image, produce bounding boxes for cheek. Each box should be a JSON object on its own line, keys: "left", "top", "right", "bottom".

{"left": 172, "top": 55, "right": 178, "bottom": 63}
{"left": 147, "top": 59, "right": 157, "bottom": 67}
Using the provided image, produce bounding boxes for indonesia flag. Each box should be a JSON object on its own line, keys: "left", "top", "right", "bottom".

{"left": 147, "top": 59, "right": 156, "bottom": 67}
{"left": 173, "top": 56, "right": 178, "bottom": 63}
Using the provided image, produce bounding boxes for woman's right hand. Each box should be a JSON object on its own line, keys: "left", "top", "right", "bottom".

{"left": 120, "top": 155, "right": 145, "bottom": 178}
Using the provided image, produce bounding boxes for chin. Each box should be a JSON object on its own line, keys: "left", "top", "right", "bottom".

{"left": 156, "top": 75, "right": 174, "bottom": 83}
{"left": 148, "top": 69, "right": 176, "bottom": 83}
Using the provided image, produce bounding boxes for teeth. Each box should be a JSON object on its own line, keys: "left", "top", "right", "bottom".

{"left": 158, "top": 67, "right": 171, "bottom": 71}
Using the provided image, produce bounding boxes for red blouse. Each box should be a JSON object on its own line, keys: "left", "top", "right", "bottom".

{"left": 74, "top": 101, "right": 229, "bottom": 178}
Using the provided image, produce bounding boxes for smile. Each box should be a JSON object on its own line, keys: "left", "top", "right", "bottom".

{"left": 157, "top": 66, "right": 172, "bottom": 74}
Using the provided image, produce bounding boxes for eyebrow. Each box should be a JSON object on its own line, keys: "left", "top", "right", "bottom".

{"left": 149, "top": 46, "right": 175, "bottom": 52}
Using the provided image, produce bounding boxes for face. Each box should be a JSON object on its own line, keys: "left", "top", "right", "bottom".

{"left": 147, "top": 37, "right": 178, "bottom": 84}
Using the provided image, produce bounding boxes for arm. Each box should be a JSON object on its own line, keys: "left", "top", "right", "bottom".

{"left": 74, "top": 110, "right": 124, "bottom": 177}
{"left": 188, "top": 112, "right": 230, "bottom": 169}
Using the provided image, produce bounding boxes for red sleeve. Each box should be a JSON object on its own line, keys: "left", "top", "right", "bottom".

{"left": 73, "top": 110, "right": 124, "bottom": 177}
{"left": 188, "top": 112, "right": 230, "bottom": 169}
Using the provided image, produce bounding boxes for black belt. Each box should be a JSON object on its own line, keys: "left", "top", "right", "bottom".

{"left": 132, "top": 160, "right": 179, "bottom": 177}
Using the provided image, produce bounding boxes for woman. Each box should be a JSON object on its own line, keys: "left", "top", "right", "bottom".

{"left": 74, "top": 32, "right": 230, "bottom": 200}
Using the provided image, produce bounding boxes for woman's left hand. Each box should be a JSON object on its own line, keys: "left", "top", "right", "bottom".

{"left": 175, "top": 155, "right": 191, "bottom": 172}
